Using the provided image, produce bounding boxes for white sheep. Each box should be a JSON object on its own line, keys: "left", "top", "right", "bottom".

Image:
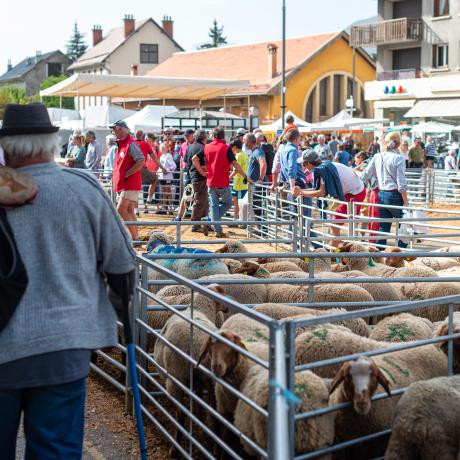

{"left": 198, "top": 331, "right": 335, "bottom": 458}
{"left": 328, "top": 345, "right": 448, "bottom": 459}
{"left": 385, "top": 375, "right": 460, "bottom": 460}
{"left": 369, "top": 313, "right": 433, "bottom": 343}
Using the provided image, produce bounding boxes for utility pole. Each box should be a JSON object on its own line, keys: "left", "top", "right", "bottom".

{"left": 281, "top": 0, "right": 286, "bottom": 129}
{"left": 351, "top": 46, "right": 356, "bottom": 115}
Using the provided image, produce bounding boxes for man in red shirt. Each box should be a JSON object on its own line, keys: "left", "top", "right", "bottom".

{"left": 192, "top": 126, "right": 249, "bottom": 237}
{"left": 110, "top": 120, "right": 144, "bottom": 241}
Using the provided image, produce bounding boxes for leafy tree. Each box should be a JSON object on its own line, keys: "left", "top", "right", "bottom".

{"left": 40, "top": 75, "right": 74, "bottom": 109}
{"left": 66, "top": 21, "right": 87, "bottom": 62}
{"left": 0, "top": 86, "right": 38, "bottom": 118}
{"left": 199, "top": 19, "right": 227, "bottom": 49}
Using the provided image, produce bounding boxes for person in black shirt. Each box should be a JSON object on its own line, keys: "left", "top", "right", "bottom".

{"left": 186, "top": 130, "right": 209, "bottom": 233}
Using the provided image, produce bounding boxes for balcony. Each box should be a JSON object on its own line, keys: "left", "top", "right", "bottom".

{"left": 350, "top": 18, "right": 423, "bottom": 47}
{"left": 377, "top": 68, "right": 425, "bottom": 81}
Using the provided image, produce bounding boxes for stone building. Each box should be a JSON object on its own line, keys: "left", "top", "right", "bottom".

{"left": 0, "top": 50, "right": 71, "bottom": 96}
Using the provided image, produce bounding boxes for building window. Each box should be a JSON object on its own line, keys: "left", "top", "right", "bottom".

{"left": 319, "top": 78, "right": 328, "bottom": 116}
{"left": 305, "top": 87, "right": 315, "bottom": 122}
{"left": 432, "top": 44, "right": 449, "bottom": 67}
{"left": 333, "top": 75, "right": 342, "bottom": 114}
{"left": 140, "top": 44, "right": 159, "bottom": 64}
{"left": 47, "top": 63, "right": 63, "bottom": 77}
{"left": 433, "top": 0, "right": 449, "bottom": 17}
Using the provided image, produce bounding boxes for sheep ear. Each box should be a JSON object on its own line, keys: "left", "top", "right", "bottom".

{"left": 376, "top": 368, "right": 392, "bottom": 397}
{"left": 215, "top": 311, "right": 225, "bottom": 328}
{"left": 207, "top": 283, "right": 225, "bottom": 295}
{"left": 436, "top": 324, "right": 449, "bottom": 355}
{"left": 405, "top": 256, "right": 417, "bottom": 262}
{"left": 196, "top": 336, "right": 212, "bottom": 368}
{"left": 236, "top": 262, "right": 259, "bottom": 276}
{"left": 339, "top": 243, "right": 353, "bottom": 253}
{"left": 215, "top": 244, "right": 228, "bottom": 253}
{"left": 329, "top": 362, "right": 350, "bottom": 395}
{"left": 221, "top": 331, "right": 247, "bottom": 351}
{"left": 257, "top": 257, "right": 268, "bottom": 264}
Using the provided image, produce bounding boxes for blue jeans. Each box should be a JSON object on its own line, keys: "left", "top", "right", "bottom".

{"left": 0, "top": 378, "right": 86, "bottom": 460}
{"left": 377, "top": 191, "right": 408, "bottom": 248}
{"left": 208, "top": 186, "right": 233, "bottom": 232}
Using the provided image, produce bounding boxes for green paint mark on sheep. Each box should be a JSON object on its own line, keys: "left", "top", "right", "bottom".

{"left": 254, "top": 329, "right": 269, "bottom": 343}
{"left": 295, "top": 383, "right": 312, "bottom": 399}
{"left": 378, "top": 365, "right": 397, "bottom": 384}
{"left": 385, "top": 324, "right": 416, "bottom": 342}
{"left": 383, "top": 356, "right": 410, "bottom": 377}
{"left": 368, "top": 258, "right": 376, "bottom": 267}
{"left": 312, "top": 329, "right": 328, "bottom": 341}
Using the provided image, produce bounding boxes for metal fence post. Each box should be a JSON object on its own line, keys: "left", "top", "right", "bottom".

{"left": 275, "top": 190, "right": 279, "bottom": 244}
{"left": 248, "top": 184, "right": 254, "bottom": 237}
{"left": 268, "top": 324, "right": 290, "bottom": 460}
{"left": 292, "top": 218, "right": 299, "bottom": 253}
{"left": 285, "top": 321, "right": 296, "bottom": 459}
{"left": 448, "top": 303, "right": 454, "bottom": 377}
{"left": 348, "top": 199, "right": 355, "bottom": 238}
{"left": 139, "top": 261, "right": 149, "bottom": 389}
{"left": 306, "top": 219, "right": 312, "bottom": 251}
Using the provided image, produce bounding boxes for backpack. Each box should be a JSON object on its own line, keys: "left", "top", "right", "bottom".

{"left": 261, "top": 142, "right": 275, "bottom": 177}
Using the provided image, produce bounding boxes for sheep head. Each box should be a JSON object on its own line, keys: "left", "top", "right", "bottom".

{"left": 196, "top": 284, "right": 228, "bottom": 327}
{"left": 435, "top": 322, "right": 460, "bottom": 374}
{"left": 196, "top": 331, "right": 247, "bottom": 378}
{"left": 338, "top": 243, "right": 377, "bottom": 271}
{"left": 329, "top": 356, "right": 391, "bottom": 415}
{"left": 234, "top": 261, "right": 261, "bottom": 276}
{"left": 383, "top": 247, "right": 416, "bottom": 268}
{"left": 215, "top": 240, "right": 248, "bottom": 254}
{"left": 146, "top": 231, "right": 173, "bottom": 253}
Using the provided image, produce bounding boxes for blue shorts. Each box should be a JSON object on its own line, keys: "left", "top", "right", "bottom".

{"left": 232, "top": 189, "right": 247, "bottom": 200}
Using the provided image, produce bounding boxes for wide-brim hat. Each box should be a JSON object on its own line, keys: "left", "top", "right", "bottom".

{"left": 0, "top": 103, "right": 59, "bottom": 137}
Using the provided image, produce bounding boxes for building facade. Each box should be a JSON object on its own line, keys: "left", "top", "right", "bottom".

{"left": 123, "top": 32, "right": 375, "bottom": 125}
{"left": 68, "top": 15, "right": 183, "bottom": 110}
{"left": 0, "top": 50, "right": 71, "bottom": 96}
{"left": 352, "top": 0, "right": 460, "bottom": 123}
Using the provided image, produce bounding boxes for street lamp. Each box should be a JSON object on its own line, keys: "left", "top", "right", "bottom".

{"left": 281, "top": 0, "right": 286, "bottom": 129}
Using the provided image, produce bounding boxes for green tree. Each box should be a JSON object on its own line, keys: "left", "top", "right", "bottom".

{"left": 40, "top": 75, "right": 74, "bottom": 109}
{"left": 0, "top": 86, "right": 38, "bottom": 118}
{"left": 199, "top": 19, "right": 227, "bottom": 49}
{"left": 66, "top": 21, "right": 87, "bottom": 62}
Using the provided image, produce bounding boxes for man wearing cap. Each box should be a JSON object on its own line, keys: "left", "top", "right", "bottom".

{"left": 0, "top": 103, "right": 136, "bottom": 459}
{"left": 110, "top": 120, "right": 145, "bottom": 241}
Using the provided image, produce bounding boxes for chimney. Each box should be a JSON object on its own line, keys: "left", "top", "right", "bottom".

{"left": 162, "top": 15, "right": 174, "bottom": 39}
{"left": 124, "top": 14, "right": 135, "bottom": 38}
{"left": 7, "top": 59, "right": 12, "bottom": 72}
{"left": 92, "top": 25, "right": 103, "bottom": 46}
{"left": 267, "top": 44, "right": 278, "bottom": 79}
{"left": 130, "top": 64, "right": 138, "bottom": 76}
{"left": 26, "top": 56, "right": 32, "bottom": 66}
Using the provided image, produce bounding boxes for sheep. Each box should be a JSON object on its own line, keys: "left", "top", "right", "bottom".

{"left": 259, "top": 260, "right": 305, "bottom": 273}
{"left": 254, "top": 303, "right": 369, "bottom": 337}
{"left": 214, "top": 240, "right": 249, "bottom": 262}
{"left": 369, "top": 313, "right": 433, "bottom": 343}
{"left": 399, "top": 281, "right": 460, "bottom": 322}
{"left": 432, "top": 312, "right": 460, "bottom": 374}
{"left": 294, "top": 326, "right": 390, "bottom": 378}
{"left": 328, "top": 346, "right": 448, "bottom": 459}
{"left": 438, "top": 245, "right": 460, "bottom": 263}
{"left": 198, "top": 331, "right": 335, "bottom": 458}
{"left": 437, "top": 265, "right": 460, "bottom": 278}
{"left": 265, "top": 282, "right": 374, "bottom": 309}
{"left": 147, "top": 231, "right": 229, "bottom": 292}
{"left": 218, "top": 313, "right": 271, "bottom": 345}
{"left": 199, "top": 273, "right": 268, "bottom": 305}
{"left": 383, "top": 247, "right": 460, "bottom": 271}
{"left": 153, "top": 284, "right": 230, "bottom": 458}
{"left": 231, "top": 261, "right": 271, "bottom": 278}
{"left": 257, "top": 250, "right": 332, "bottom": 273}
{"left": 385, "top": 375, "right": 460, "bottom": 460}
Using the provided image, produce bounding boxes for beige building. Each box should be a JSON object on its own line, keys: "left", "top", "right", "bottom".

{"left": 68, "top": 15, "right": 183, "bottom": 110}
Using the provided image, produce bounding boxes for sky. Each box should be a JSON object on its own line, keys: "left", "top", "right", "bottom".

{"left": 0, "top": 0, "right": 377, "bottom": 73}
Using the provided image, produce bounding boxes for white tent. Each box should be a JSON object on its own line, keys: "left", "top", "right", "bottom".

{"left": 259, "top": 111, "right": 311, "bottom": 133}
{"left": 411, "top": 121, "right": 455, "bottom": 134}
{"left": 39, "top": 73, "right": 249, "bottom": 100}
{"left": 299, "top": 110, "right": 387, "bottom": 132}
{"left": 81, "top": 106, "right": 136, "bottom": 128}
{"left": 47, "top": 108, "right": 80, "bottom": 125}
{"left": 123, "top": 105, "right": 177, "bottom": 132}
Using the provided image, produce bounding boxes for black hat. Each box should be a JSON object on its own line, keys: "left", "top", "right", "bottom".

{"left": 0, "top": 103, "right": 59, "bottom": 137}
{"left": 184, "top": 128, "right": 195, "bottom": 136}
{"left": 109, "top": 120, "right": 129, "bottom": 130}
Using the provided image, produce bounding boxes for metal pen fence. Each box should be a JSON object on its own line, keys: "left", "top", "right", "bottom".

{"left": 89, "top": 244, "right": 460, "bottom": 459}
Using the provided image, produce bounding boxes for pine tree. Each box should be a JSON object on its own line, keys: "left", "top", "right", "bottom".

{"left": 199, "top": 19, "right": 227, "bottom": 49}
{"left": 66, "top": 22, "right": 87, "bottom": 62}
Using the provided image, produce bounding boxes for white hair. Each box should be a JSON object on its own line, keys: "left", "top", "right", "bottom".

{"left": 318, "top": 134, "right": 326, "bottom": 141}
{"left": 0, "top": 133, "right": 60, "bottom": 161}
{"left": 106, "top": 134, "right": 116, "bottom": 146}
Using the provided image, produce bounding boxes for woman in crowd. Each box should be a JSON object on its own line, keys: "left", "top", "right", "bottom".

{"left": 143, "top": 133, "right": 161, "bottom": 213}
{"left": 399, "top": 139, "right": 410, "bottom": 168}
{"left": 292, "top": 150, "right": 366, "bottom": 248}
{"left": 229, "top": 138, "right": 248, "bottom": 223}
{"left": 157, "top": 145, "right": 177, "bottom": 215}
{"left": 65, "top": 134, "right": 86, "bottom": 169}
{"left": 103, "top": 134, "right": 117, "bottom": 179}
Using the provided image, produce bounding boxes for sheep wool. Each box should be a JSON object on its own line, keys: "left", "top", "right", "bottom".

{"left": 385, "top": 375, "right": 460, "bottom": 460}
{"left": 369, "top": 313, "right": 433, "bottom": 343}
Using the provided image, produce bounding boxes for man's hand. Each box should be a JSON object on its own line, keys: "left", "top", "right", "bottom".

{"left": 291, "top": 186, "right": 302, "bottom": 197}
{"left": 160, "top": 166, "right": 167, "bottom": 173}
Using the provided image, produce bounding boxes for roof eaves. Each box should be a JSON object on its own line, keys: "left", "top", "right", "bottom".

{"left": 147, "top": 17, "right": 184, "bottom": 51}
{"left": 267, "top": 32, "right": 342, "bottom": 95}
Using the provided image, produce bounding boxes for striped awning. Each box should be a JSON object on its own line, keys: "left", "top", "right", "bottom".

{"left": 404, "top": 98, "right": 460, "bottom": 118}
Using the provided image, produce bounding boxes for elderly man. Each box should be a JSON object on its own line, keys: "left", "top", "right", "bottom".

{"left": 110, "top": 120, "right": 145, "bottom": 241}
{"left": 314, "top": 134, "right": 331, "bottom": 161}
{"left": 0, "top": 103, "right": 135, "bottom": 460}
{"left": 84, "top": 130, "right": 102, "bottom": 171}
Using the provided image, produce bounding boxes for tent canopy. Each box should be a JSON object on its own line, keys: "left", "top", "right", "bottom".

{"left": 81, "top": 106, "right": 136, "bottom": 128}
{"left": 404, "top": 99, "right": 460, "bottom": 118}
{"left": 300, "top": 110, "right": 388, "bottom": 132}
{"left": 40, "top": 73, "right": 250, "bottom": 100}
{"left": 259, "top": 111, "right": 311, "bottom": 133}
{"left": 47, "top": 108, "right": 80, "bottom": 125}
{"left": 123, "top": 105, "right": 177, "bottom": 132}
{"left": 411, "top": 121, "right": 455, "bottom": 134}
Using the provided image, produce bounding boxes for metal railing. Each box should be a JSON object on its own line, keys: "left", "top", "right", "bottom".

{"left": 377, "top": 68, "right": 424, "bottom": 81}
{"left": 88, "top": 246, "right": 460, "bottom": 459}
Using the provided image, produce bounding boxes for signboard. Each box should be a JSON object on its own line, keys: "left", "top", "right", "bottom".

{"left": 276, "top": 129, "right": 283, "bottom": 136}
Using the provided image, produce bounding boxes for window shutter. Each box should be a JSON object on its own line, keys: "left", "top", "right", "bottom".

{"left": 432, "top": 45, "right": 437, "bottom": 68}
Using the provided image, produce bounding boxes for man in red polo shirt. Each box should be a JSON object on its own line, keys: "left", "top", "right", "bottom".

{"left": 192, "top": 126, "right": 249, "bottom": 238}
{"left": 110, "top": 120, "right": 144, "bottom": 241}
